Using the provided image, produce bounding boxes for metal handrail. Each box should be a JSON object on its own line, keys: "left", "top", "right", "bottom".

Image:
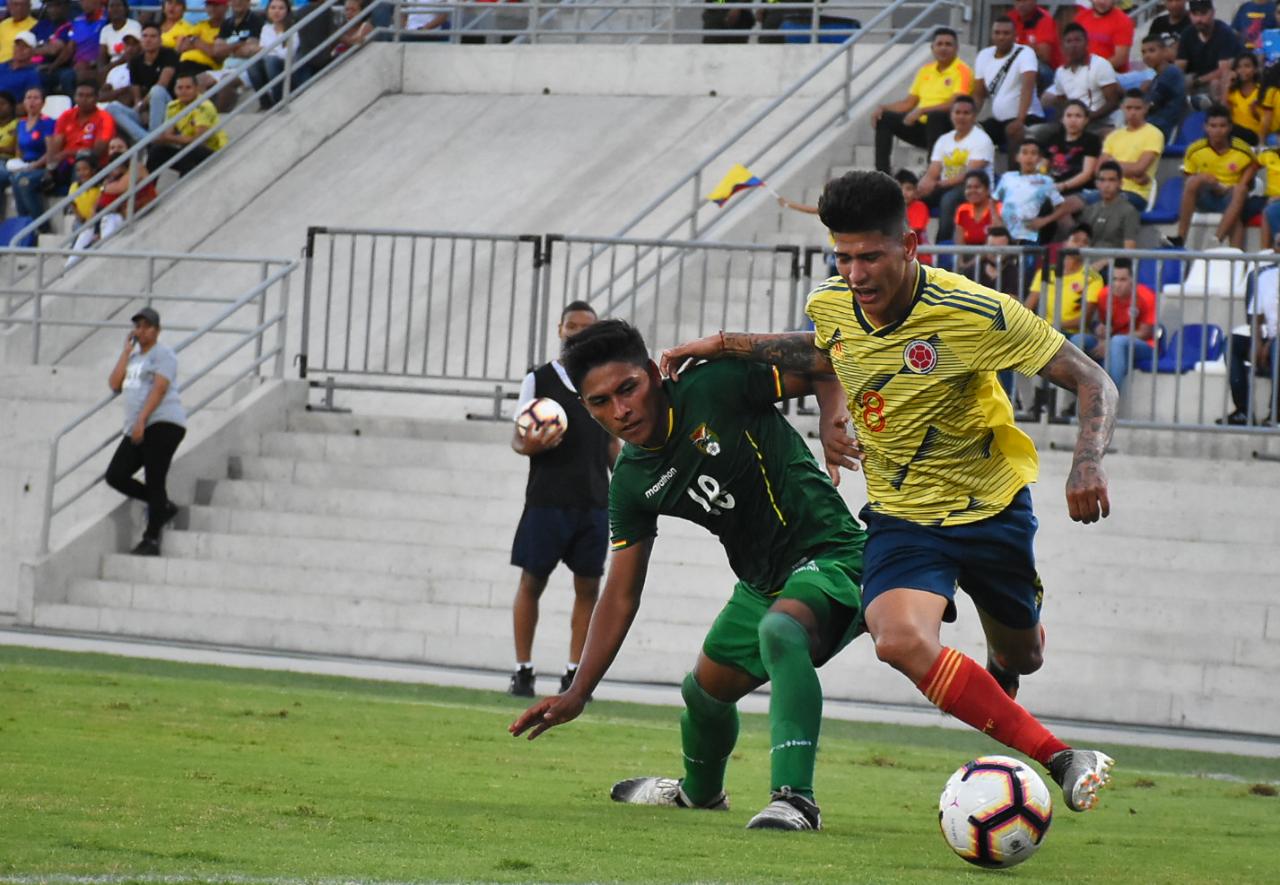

{"left": 38, "top": 257, "right": 297, "bottom": 554}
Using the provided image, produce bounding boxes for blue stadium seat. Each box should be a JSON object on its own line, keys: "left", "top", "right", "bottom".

{"left": 1137, "top": 247, "right": 1186, "bottom": 289}
{"left": 1165, "top": 111, "right": 1205, "bottom": 158}
{"left": 1141, "top": 176, "right": 1183, "bottom": 225}
{"left": 931, "top": 239, "right": 954, "bottom": 271}
{"left": 1141, "top": 323, "right": 1225, "bottom": 373}
{"left": 780, "top": 17, "right": 860, "bottom": 43}
{"left": 0, "top": 216, "right": 35, "bottom": 248}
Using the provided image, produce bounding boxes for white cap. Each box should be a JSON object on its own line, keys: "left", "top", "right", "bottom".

{"left": 13, "top": 31, "right": 36, "bottom": 48}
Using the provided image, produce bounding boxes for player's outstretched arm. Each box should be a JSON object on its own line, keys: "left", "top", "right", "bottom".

{"left": 509, "top": 538, "right": 654, "bottom": 740}
{"left": 1037, "top": 339, "right": 1118, "bottom": 525}
{"left": 659, "top": 331, "right": 833, "bottom": 380}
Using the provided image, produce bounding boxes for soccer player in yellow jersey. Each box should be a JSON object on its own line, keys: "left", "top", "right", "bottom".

{"left": 1172, "top": 104, "right": 1259, "bottom": 248}
{"left": 662, "top": 170, "right": 1120, "bottom": 813}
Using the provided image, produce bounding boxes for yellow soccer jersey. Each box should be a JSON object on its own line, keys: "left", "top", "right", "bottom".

{"left": 909, "top": 59, "right": 973, "bottom": 123}
{"left": 805, "top": 264, "right": 1065, "bottom": 526}
{"left": 1030, "top": 264, "right": 1104, "bottom": 330}
{"left": 1182, "top": 137, "right": 1256, "bottom": 187}
{"left": 1257, "top": 147, "right": 1280, "bottom": 198}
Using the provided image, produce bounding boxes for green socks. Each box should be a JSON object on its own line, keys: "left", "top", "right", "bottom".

{"left": 758, "top": 611, "right": 822, "bottom": 800}
{"left": 679, "top": 671, "right": 739, "bottom": 807}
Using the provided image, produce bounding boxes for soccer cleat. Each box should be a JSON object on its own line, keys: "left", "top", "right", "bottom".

{"left": 131, "top": 537, "right": 160, "bottom": 556}
{"left": 745, "top": 787, "right": 821, "bottom": 831}
{"left": 610, "top": 776, "right": 728, "bottom": 811}
{"left": 1048, "top": 749, "right": 1115, "bottom": 812}
{"left": 509, "top": 667, "right": 535, "bottom": 698}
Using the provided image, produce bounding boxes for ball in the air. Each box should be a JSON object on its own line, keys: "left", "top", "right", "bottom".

{"left": 514, "top": 397, "right": 569, "bottom": 437}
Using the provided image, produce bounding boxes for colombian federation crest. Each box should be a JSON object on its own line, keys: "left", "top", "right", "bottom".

{"left": 690, "top": 423, "right": 721, "bottom": 456}
{"left": 903, "top": 339, "right": 938, "bottom": 374}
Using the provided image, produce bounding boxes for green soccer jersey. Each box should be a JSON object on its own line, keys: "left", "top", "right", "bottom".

{"left": 608, "top": 361, "right": 866, "bottom": 597}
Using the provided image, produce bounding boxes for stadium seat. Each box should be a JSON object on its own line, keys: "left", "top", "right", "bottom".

{"left": 1164, "top": 247, "right": 1247, "bottom": 297}
{"left": 780, "top": 16, "right": 860, "bottom": 43}
{"left": 1143, "top": 323, "right": 1225, "bottom": 373}
{"left": 1141, "top": 175, "right": 1182, "bottom": 224}
{"left": 43, "top": 94, "right": 71, "bottom": 119}
{"left": 1137, "top": 247, "right": 1185, "bottom": 290}
{"left": 1165, "top": 111, "right": 1205, "bottom": 158}
{"left": 0, "top": 216, "right": 35, "bottom": 247}
{"left": 1133, "top": 324, "right": 1168, "bottom": 372}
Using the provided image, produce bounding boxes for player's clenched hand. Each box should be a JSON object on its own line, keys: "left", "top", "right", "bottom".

{"left": 509, "top": 692, "right": 587, "bottom": 740}
{"left": 525, "top": 423, "right": 564, "bottom": 452}
{"left": 1065, "top": 459, "right": 1110, "bottom": 524}
{"left": 659, "top": 334, "right": 724, "bottom": 381}
{"left": 820, "top": 415, "right": 863, "bottom": 487}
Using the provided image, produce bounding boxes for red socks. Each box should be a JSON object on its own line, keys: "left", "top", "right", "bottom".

{"left": 918, "top": 647, "right": 1068, "bottom": 766}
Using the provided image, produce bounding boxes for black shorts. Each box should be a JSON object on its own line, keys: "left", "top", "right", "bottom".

{"left": 511, "top": 506, "right": 608, "bottom": 579}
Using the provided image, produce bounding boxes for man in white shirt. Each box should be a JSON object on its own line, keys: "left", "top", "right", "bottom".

{"left": 1222, "top": 237, "right": 1280, "bottom": 424}
{"left": 1037, "top": 22, "right": 1122, "bottom": 139}
{"left": 973, "top": 15, "right": 1045, "bottom": 154}
{"left": 916, "top": 95, "right": 996, "bottom": 243}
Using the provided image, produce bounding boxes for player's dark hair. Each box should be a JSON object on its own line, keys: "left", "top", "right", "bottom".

{"left": 562, "top": 318, "right": 649, "bottom": 392}
{"left": 1112, "top": 257, "right": 1133, "bottom": 272}
{"left": 818, "top": 170, "right": 906, "bottom": 237}
{"left": 1205, "top": 102, "right": 1231, "bottom": 123}
{"left": 894, "top": 168, "right": 919, "bottom": 187}
{"left": 964, "top": 169, "right": 990, "bottom": 188}
{"left": 560, "top": 300, "right": 595, "bottom": 320}
{"left": 1096, "top": 160, "right": 1122, "bottom": 177}
{"left": 1062, "top": 22, "right": 1087, "bottom": 40}
{"left": 933, "top": 27, "right": 957, "bottom": 42}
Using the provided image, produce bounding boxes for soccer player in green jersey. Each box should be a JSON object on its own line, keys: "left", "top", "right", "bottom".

{"left": 510, "top": 319, "right": 866, "bottom": 831}
{"left": 661, "top": 170, "right": 1120, "bottom": 813}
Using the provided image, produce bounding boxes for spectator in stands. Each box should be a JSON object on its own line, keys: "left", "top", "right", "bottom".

{"left": 507, "top": 301, "right": 615, "bottom": 699}
{"left": 1171, "top": 103, "right": 1259, "bottom": 247}
{"left": 106, "top": 306, "right": 187, "bottom": 557}
{"left": 250, "top": 0, "right": 308, "bottom": 110}
{"left": 35, "top": 0, "right": 77, "bottom": 97}
{"left": 1080, "top": 161, "right": 1141, "bottom": 263}
{"left": 1039, "top": 23, "right": 1122, "bottom": 137}
{"left": 333, "top": 0, "right": 373, "bottom": 58}
{"left": 0, "top": 0, "right": 38, "bottom": 65}
{"left": 4, "top": 86, "right": 55, "bottom": 221}
{"left": 148, "top": 71, "right": 226, "bottom": 176}
{"left": 1221, "top": 237, "right": 1280, "bottom": 424}
{"left": 72, "top": 135, "right": 150, "bottom": 255}
{"left": 1255, "top": 141, "right": 1280, "bottom": 243}
{"left": 49, "top": 80, "right": 115, "bottom": 178}
{"left": 1068, "top": 257, "right": 1157, "bottom": 394}
{"left": 896, "top": 168, "right": 931, "bottom": 249}
{"left": 67, "top": 152, "right": 102, "bottom": 255}
{"left": 872, "top": 27, "right": 972, "bottom": 173}
{"left": 953, "top": 170, "right": 996, "bottom": 277}
{"left": 0, "top": 32, "right": 44, "bottom": 102}
{"left": 973, "top": 15, "right": 1044, "bottom": 153}
{"left": 62, "top": 0, "right": 108, "bottom": 86}
{"left": 1232, "top": 0, "right": 1277, "bottom": 53}
{"left": 993, "top": 139, "right": 1077, "bottom": 245}
{"left": 1225, "top": 51, "right": 1270, "bottom": 144}
{"left": 1009, "top": 0, "right": 1062, "bottom": 90}
{"left": 1100, "top": 89, "right": 1165, "bottom": 209}
{"left": 977, "top": 225, "right": 1029, "bottom": 298}
{"left": 1141, "top": 32, "right": 1187, "bottom": 139}
{"left": 158, "top": 0, "right": 195, "bottom": 54}
{"left": 98, "top": 0, "right": 141, "bottom": 74}
{"left": 0, "top": 90, "right": 16, "bottom": 161}
{"left": 106, "top": 22, "right": 176, "bottom": 143}
{"left": 175, "top": 0, "right": 226, "bottom": 81}
{"left": 1027, "top": 222, "right": 1105, "bottom": 332}
{"left": 97, "top": 32, "right": 136, "bottom": 114}
{"left": 1075, "top": 0, "right": 1135, "bottom": 74}
{"left": 402, "top": 2, "right": 452, "bottom": 38}
{"left": 701, "top": 0, "right": 753, "bottom": 45}
{"left": 1178, "top": 0, "right": 1242, "bottom": 106}
{"left": 1045, "top": 99, "right": 1102, "bottom": 199}
{"left": 1148, "top": 0, "right": 1193, "bottom": 45}
{"left": 207, "top": 0, "right": 263, "bottom": 112}
{"left": 917, "top": 96, "right": 994, "bottom": 244}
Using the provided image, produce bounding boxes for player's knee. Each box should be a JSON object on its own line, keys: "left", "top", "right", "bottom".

{"left": 572, "top": 580, "right": 600, "bottom": 603}
{"left": 1010, "top": 646, "right": 1044, "bottom": 675}
{"left": 681, "top": 672, "right": 735, "bottom": 724}
{"left": 872, "top": 626, "right": 936, "bottom": 673}
{"left": 757, "top": 611, "right": 811, "bottom": 665}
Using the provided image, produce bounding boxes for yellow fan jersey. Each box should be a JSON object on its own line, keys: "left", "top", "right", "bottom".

{"left": 1181, "top": 137, "right": 1256, "bottom": 187}
{"left": 805, "top": 264, "right": 1065, "bottom": 526}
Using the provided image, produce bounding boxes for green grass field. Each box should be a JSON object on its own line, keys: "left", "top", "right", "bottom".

{"left": 1, "top": 645, "right": 1278, "bottom": 885}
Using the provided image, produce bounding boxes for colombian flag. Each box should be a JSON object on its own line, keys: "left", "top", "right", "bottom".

{"left": 706, "top": 164, "right": 764, "bottom": 207}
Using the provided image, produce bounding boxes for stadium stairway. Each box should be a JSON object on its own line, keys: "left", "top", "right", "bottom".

{"left": 27, "top": 407, "right": 1280, "bottom": 738}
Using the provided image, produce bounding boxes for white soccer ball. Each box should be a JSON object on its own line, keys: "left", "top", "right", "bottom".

{"left": 938, "top": 755, "right": 1053, "bottom": 869}
{"left": 514, "top": 397, "right": 569, "bottom": 437}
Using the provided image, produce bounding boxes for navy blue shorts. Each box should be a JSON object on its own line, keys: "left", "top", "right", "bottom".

{"left": 511, "top": 506, "right": 609, "bottom": 579}
{"left": 858, "top": 487, "right": 1044, "bottom": 630}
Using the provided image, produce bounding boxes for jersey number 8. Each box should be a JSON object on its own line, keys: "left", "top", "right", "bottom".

{"left": 687, "top": 474, "right": 735, "bottom": 515}
{"left": 862, "top": 391, "right": 887, "bottom": 433}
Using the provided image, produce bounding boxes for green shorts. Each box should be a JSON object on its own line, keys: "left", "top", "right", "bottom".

{"left": 701, "top": 554, "right": 865, "bottom": 683}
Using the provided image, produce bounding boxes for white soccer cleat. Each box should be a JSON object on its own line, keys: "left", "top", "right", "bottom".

{"left": 610, "top": 776, "right": 728, "bottom": 810}
{"left": 1048, "top": 749, "right": 1115, "bottom": 812}
{"left": 745, "top": 787, "right": 822, "bottom": 831}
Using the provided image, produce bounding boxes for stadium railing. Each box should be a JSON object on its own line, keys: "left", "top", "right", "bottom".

{"left": 35, "top": 250, "right": 297, "bottom": 554}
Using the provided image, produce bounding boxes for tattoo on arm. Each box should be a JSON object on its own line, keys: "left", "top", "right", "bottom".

{"left": 721, "top": 332, "right": 834, "bottom": 374}
{"left": 1039, "top": 340, "right": 1117, "bottom": 465}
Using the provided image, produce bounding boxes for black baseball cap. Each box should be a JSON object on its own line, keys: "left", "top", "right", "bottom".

{"left": 131, "top": 307, "right": 160, "bottom": 327}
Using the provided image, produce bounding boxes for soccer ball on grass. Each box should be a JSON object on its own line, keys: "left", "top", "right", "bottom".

{"left": 938, "top": 755, "right": 1052, "bottom": 868}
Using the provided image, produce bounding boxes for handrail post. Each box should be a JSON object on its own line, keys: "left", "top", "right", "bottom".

{"left": 531, "top": 0, "right": 541, "bottom": 43}
{"left": 31, "top": 254, "right": 43, "bottom": 364}
{"left": 255, "top": 260, "right": 269, "bottom": 371}
{"left": 283, "top": 42, "right": 294, "bottom": 109}
{"left": 690, "top": 170, "right": 701, "bottom": 240}
{"left": 276, "top": 270, "right": 291, "bottom": 378}
{"left": 126, "top": 152, "right": 139, "bottom": 220}
{"left": 299, "top": 226, "right": 318, "bottom": 378}
{"left": 39, "top": 441, "right": 57, "bottom": 555}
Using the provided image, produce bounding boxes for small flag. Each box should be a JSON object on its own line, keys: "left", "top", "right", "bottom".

{"left": 706, "top": 164, "right": 764, "bottom": 207}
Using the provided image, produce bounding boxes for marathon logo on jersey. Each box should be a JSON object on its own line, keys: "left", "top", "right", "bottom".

{"left": 644, "top": 467, "right": 678, "bottom": 499}
{"left": 903, "top": 339, "right": 938, "bottom": 374}
{"left": 689, "top": 423, "right": 721, "bottom": 456}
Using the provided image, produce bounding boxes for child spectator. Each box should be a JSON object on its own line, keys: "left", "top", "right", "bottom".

{"left": 95, "top": 135, "right": 153, "bottom": 237}
{"left": 1100, "top": 89, "right": 1166, "bottom": 210}
{"left": 953, "top": 170, "right": 997, "bottom": 277}
{"left": 1045, "top": 99, "right": 1102, "bottom": 198}
{"left": 148, "top": 71, "right": 226, "bottom": 176}
{"left": 1080, "top": 161, "right": 1141, "bottom": 262}
{"left": 993, "top": 139, "right": 1078, "bottom": 245}
{"left": 1141, "top": 33, "right": 1187, "bottom": 140}
{"left": 1026, "top": 223, "right": 1105, "bottom": 332}
{"left": 1068, "top": 257, "right": 1157, "bottom": 394}
{"left": 1170, "top": 103, "right": 1259, "bottom": 247}
{"left": 1225, "top": 51, "right": 1270, "bottom": 144}
{"left": 1178, "top": 0, "right": 1243, "bottom": 106}
{"left": 68, "top": 152, "right": 102, "bottom": 254}
{"left": 1231, "top": 0, "right": 1277, "bottom": 53}
{"left": 1075, "top": 0, "right": 1135, "bottom": 73}
{"left": 896, "top": 168, "right": 932, "bottom": 249}
{"left": 916, "top": 96, "right": 995, "bottom": 244}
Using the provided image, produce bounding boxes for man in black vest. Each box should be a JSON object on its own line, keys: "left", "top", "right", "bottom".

{"left": 509, "top": 301, "right": 619, "bottom": 697}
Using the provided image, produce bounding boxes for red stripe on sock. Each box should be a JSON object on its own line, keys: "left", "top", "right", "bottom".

{"left": 917, "top": 647, "right": 1069, "bottom": 766}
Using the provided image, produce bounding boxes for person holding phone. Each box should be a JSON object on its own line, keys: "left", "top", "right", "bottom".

{"left": 105, "top": 307, "right": 187, "bottom": 556}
